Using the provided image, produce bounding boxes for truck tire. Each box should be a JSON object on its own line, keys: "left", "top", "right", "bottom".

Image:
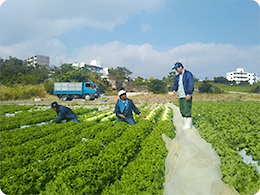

{"left": 62, "top": 95, "right": 68, "bottom": 101}
{"left": 85, "top": 94, "right": 91, "bottom": 101}
{"left": 67, "top": 95, "right": 74, "bottom": 101}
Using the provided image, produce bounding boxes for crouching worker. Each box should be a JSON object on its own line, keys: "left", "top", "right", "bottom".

{"left": 114, "top": 90, "right": 146, "bottom": 125}
{"left": 48, "top": 101, "right": 81, "bottom": 124}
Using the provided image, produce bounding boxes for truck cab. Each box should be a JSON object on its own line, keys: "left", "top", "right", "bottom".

{"left": 83, "top": 82, "right": 100, "bottom": 100}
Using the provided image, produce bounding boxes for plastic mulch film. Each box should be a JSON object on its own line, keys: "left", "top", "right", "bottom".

{"left": 162, "top": 103, "right": 239, "bottom": 195}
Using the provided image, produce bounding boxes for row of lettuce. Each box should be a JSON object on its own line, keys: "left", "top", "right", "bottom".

{"left": 0, "top": 103, "right": 175, "bottom": 195}
{"left": 1, "top": 101, "right": 259, "bottom": 195}
{"left": 190, "top": 101, "right": 260, "bottom": 195}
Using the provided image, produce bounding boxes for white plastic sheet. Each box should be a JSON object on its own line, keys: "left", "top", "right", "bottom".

{"left": 162, "top": 103, "right": 239, "bottom": 195}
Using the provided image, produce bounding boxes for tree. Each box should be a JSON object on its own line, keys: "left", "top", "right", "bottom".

{"left": 51, "top": 64, "right": 76, "bottom": 81}
{"left": 50, "top": 63, "right": 112, "bottom": 93}
{"left": 250, "top": 82, "right": 260, "bottom": 93}
{"left": 43, "top": 79, "right": 54, "bottom": 94}
{"left": 238, "top": 81, "right": 250, "bottom": 86}
{"left": 132, "top": 77, "right": 147, "bottom": 87}
{"left": 0, "top": 56, "right": 48, "bottom": 86}
{"left": 164, "top": 71, "right": 176, "bottom": 86}
{"left": 108, "top": 67, "right": 132, "bottom": 90}
{"left": 214, "top": 76, "right": 229, "bottom": 84}
{"left": 198, "top": 81, "right": 212, "bottom": 93}
{"left": 147, "top": 79, "right": 167, "bottom": 94}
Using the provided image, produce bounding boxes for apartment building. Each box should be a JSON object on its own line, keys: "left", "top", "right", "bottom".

{"left": 24, "top": 54, "right": 50, "bottom": 67}
{"left": 226, "top": 68, "right": 257, "bottom": 85}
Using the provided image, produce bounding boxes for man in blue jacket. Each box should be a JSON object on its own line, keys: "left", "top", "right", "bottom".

{"left": 172, "top": 62, "right": 194, "bottom": 129}
{"left": 48, "top": 102, "right": 81, "bottom": 124}
{"left": 114, "top": 90, "right": 146, "bottom": 125}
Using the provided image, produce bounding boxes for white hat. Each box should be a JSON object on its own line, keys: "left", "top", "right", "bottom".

{"left": 118, "top": 90, "right": 126, "bottom": 96}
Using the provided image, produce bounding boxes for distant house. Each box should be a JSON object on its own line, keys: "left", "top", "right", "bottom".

{"left": 72, "top": 60, "right": 109, "bottom": 78}
{"left": 226, "top": 68, "right": 258, "bottom": 85}
{"left": 24, "top": 54, "right": 50, "bottom": 68}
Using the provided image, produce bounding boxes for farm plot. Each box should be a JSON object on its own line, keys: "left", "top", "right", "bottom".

{"left": 0, "top": 103, "right": 175, "bottom": 195}
{"left": 0, "top": 101, "right": 259, "bottom": 195}
{"left": 191, "top": 101, "right": 260, "bottom": 195}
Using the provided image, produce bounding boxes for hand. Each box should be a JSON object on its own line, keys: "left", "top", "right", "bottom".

{"left": 140, "top": 114, "right": 146, "bottom": 118}
{"left": 120, "top": 114, "right": 126, "bottom": 119}
{"left": 172, "top": 91, "right": 177, "bottom": 96}
{"left": 186, "top": 94, "right": 191, "bottom": 100}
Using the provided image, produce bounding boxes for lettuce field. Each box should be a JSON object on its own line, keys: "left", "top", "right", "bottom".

{"left": 0, "top": 101, "right": 259, "bottom": 195}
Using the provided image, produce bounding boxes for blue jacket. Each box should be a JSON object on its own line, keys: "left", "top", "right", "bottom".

{"left": 172, "top": 70, "right": 194, "bottom": 95}
{"left": 51, "top": 105, "right": 78, "bottom": 123}
{"left": 115, "top": 98, "right": 141, "bottom": 118}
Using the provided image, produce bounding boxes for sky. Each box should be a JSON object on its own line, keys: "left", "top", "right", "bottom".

{"left": 0, "top": 0, "right": 259, "bottom": 80}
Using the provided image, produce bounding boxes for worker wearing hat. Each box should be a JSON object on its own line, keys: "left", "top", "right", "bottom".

{"left": 172, "top": 62, "right": 194, "bottom": 129}
{"left": 114, "top": 90, "right": 146, "bottom": 125}
{"left": 48, "top": 102, "right": 81, "bottom": 124}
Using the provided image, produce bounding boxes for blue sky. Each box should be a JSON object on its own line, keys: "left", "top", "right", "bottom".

{"left": 0, "top": 0, "right": 259, "bottom": 80}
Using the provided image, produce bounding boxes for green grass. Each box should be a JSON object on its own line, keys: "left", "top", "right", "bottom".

{"left": 194, "top": 82, "right": 252, "bottom": 93}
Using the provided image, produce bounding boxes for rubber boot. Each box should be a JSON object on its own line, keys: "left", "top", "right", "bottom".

{"left": 183, "top": 117, "right": 192, "bottom": 129}
{"left": 183, "top": 117, "right": 186, "bottom": 125}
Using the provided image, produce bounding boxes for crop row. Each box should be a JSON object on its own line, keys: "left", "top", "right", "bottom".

{"left": 0, "top": 104, "right": 173, "bottom": 195}
{"left": 103, "top": 120, "right": 175, "bottom": 194}
{"left": 191, "top": 101, "right": 260, "bottom": 195}
{"left": 0, "top": 106, "right": 98, "bottom": 131}
{"left": 0, "top": 105, "right": 34, "bottom": 116}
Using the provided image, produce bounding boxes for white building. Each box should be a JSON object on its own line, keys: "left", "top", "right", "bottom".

{"left": 72, "top": 60, "right": 109, "bottom": 78}
{"left": 226, "top": 68, "right": 257, "bottom": 85}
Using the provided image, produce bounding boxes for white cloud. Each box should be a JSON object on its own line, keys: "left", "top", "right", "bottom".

{"left": 0, "top": 0, "right": 259, "bottom": 81}
{"left": 0, "top": 0, "right": 165, "bottom": 46}
{"left": 67, "top": 42, "right": 260, "bottom": 80}
{"left": 0, "top": 37, "right": 67, "bottom": 62}
{"left": 254, "top": 0, "right": 260, "bottom": 6}
{"left": 0, "top": 38, "right": 259, "bottom": 80}
{"left": 0, "top": 0, "right": 6, "bottom": 6}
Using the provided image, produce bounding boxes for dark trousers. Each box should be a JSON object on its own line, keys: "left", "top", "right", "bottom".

{"left": 70, "top": 117, "right": 81, "bottom": 123}
{"left": 114, "top": 116, "right": 136, "bottom": 125}
{"left": 179, "top": 98, "right": 192, "bottom": 117}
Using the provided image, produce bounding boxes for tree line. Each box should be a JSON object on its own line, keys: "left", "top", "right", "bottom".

{"left": 0, "top": 56, "right": 176, "bottom": 94}
{"left": 0, "top": 56, "right": 259, "bottom": 96}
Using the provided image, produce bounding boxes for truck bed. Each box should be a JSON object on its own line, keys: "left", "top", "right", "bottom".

{"left": 54, "top": 82, "right": 83, "bottom": 95}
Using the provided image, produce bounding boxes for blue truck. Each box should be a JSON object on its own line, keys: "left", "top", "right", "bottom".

{"left": 54, "top": 82, "right": 100, "bottom": 101}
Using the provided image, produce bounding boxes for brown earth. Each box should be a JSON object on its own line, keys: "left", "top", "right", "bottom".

{"left": 0, "top": 92, "right": 259, "bottom": 106}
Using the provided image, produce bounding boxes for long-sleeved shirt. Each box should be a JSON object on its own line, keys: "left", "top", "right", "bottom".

{"left": 172, "top": 69, "right": 194, "bottom": 96}
{"left": 115, "top": 98, "right": 141, "bottom": 118}
{"left": 51, "top": 105, "right": 78, "bottom": 123}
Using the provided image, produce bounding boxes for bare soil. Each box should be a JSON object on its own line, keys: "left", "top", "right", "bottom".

{"left": 0, "top": 92, "right": 259, "bottom": 106}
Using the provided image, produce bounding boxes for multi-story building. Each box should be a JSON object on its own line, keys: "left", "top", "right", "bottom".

{"left": 24, "top": 54, "right": 50, "bottom": 67}
{"left": 226, "top": 68, "right": 257, "bottom": 85}
{"left": 72, "top": 60, "right": 109, "bottom": 78}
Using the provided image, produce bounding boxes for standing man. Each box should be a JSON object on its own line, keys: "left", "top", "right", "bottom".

{"left": 48, "top": 102, "right": 81, "bottom": 124}
{"left": 114, "top": 90, "right": 146, "bottom": 125}
{"left": 172, "top": 62, "right": 194, "bottom": 129}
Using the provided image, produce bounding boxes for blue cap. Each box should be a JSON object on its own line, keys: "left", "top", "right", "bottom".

{"left": 172, "top": 62, "right": 183, "bottom": 70}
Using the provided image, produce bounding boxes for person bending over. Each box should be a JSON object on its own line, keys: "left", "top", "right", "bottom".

{"left": 48, "top": 101, "right": 81, "bottom": 124}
